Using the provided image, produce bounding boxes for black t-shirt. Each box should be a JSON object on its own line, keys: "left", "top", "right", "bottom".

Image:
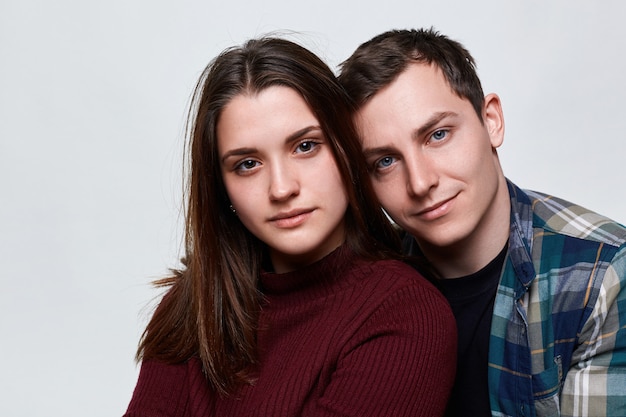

{"left": 404, "top": 235, "right": 506, "bottom": 417}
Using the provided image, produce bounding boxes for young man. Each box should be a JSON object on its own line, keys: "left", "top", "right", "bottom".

{"left": 339, "top": 28, "right": 626, "bottom": 417}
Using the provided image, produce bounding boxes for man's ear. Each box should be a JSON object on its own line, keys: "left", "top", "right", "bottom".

{"left": 483, "top": 93, "right": 505, "bottom": 148}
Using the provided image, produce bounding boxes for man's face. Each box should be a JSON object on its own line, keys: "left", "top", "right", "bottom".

{"left": 355, "top": 63, "right": 507, "bottom": 257}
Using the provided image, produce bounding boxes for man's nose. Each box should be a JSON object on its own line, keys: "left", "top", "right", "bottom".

{"left": 406, "top": 154, "right": 438, "bottom": 198}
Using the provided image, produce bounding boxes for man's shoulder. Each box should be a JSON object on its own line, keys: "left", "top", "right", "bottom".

{"left": 518, "top": 187, "right": 626, "bottom": 248}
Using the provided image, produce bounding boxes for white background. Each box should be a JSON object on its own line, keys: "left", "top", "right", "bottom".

{"left": 1, "top": 1, "right": 625, "bottom": 416}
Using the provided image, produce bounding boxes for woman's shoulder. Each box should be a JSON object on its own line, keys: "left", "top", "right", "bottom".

{"left": 360, "top": 258, "right": 433, "bottom": 286}
{"left": 351, "top": 257, "right": 449, "bottom": 305}
{"left": 124, "top": 357, "right": 207, "bottom": 416}
{"left": 346, "top": 258, "right": 456, "bottom": 352}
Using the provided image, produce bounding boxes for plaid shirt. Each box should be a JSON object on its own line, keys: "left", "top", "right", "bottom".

{"left": 489, "top": 181, "right": 626, "bottom": 416}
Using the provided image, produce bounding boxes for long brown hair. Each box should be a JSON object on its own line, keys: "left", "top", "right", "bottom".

{"left": 137, "top": 37, "right": 401, "bottom": 395}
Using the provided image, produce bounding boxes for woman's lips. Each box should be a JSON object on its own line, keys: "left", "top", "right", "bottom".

{"left": 269, "top": 208, "right": 314, "bottom": 228}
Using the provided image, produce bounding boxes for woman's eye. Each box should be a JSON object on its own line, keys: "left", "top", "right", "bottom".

{"left": 431, "top": 129, "right": 448, "bottom": 142}
{"left": 295, "top": 140, "right": 317, "bottom": 153}
{"left": 236, "top": 159, "right": 259, "bottom": 171}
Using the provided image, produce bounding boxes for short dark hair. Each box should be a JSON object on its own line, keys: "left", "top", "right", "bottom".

{"left": 339, "top": 28, "right": 485, "bottom": 121}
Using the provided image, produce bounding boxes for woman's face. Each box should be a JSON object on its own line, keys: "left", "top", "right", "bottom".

{"left": 217, "top": 86, "right": 348, "bottom": 273}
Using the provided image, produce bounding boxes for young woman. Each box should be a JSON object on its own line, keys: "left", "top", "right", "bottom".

{"left": 124, "top": 37, "right": 456, "bottom": 417}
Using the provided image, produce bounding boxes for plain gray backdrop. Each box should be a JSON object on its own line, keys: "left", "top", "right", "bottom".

{"left": 1, "top": 1, "right": 625, "bottom": 416}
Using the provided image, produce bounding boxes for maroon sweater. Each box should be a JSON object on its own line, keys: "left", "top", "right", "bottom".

{"left": 124, "top": 247, "right": 456, "bottom": 416}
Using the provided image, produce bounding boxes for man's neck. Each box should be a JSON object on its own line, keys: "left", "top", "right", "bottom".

{"left": 421, "top": 178, "right": 511, "bottom": 279}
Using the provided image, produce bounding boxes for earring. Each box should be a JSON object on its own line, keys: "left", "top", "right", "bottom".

{"left": 229, "top": 204, "right": 236, "bottom": 214}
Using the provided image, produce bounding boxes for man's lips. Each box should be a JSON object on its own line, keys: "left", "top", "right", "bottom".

{"left": 414, "top": 195, "right": 456, "bottom": 219}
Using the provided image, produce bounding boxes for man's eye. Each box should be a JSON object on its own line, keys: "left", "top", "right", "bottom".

{"left": 376, "top": 156, "right": 395, "bottom": 169}
{"left": 431, "top": 129, "right": 448, "bottom": 142}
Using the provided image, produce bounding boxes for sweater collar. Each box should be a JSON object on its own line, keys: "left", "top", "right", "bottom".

{"left": 260, "top": 244, "right": 357, "bottom": 298}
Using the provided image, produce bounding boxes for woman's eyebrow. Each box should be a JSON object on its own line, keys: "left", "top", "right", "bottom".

{"left": 220, "top": 126, "right": 322, "bottom": 162}
{"left": 284, "top": 125, "right": 322, "bottom": 144}
{"left": 221, "top": 147, "right": 257, "bottom": 163}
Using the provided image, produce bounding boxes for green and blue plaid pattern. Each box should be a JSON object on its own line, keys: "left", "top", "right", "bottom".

{"left": 489, "top": 181, "right": 626, "bottom": 416}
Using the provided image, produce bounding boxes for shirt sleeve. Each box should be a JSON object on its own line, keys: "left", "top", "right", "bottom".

{"left": 560, "top": 244, "right": 626, "bottom": 416}
{"left": 306, "top": 283, "right": 457, "bottom": 417}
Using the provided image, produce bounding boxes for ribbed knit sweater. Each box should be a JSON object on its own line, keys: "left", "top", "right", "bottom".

{"left": 124, "top": 246, "right": 457, "bottom": 417}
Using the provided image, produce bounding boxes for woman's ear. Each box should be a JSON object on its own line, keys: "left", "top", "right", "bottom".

{"left": 483, "top": 93, "right": 505, "bottom": 149}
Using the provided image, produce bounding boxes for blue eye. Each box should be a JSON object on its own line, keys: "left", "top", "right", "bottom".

{"left": 431, "top": 129, "right": 448, "bottom": 142}
{"left": 376, "top": 156, "right": 396, "bottom": 169}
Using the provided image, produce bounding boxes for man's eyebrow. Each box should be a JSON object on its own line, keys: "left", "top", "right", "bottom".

{"left": 361, "top": 112, "right": 458, "bottom": 158}
{"left": 414, "top": 111, "right": 457, "bottom": 138}
{"left": 362, "top": 146, "right": 397, "bottom": 160}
